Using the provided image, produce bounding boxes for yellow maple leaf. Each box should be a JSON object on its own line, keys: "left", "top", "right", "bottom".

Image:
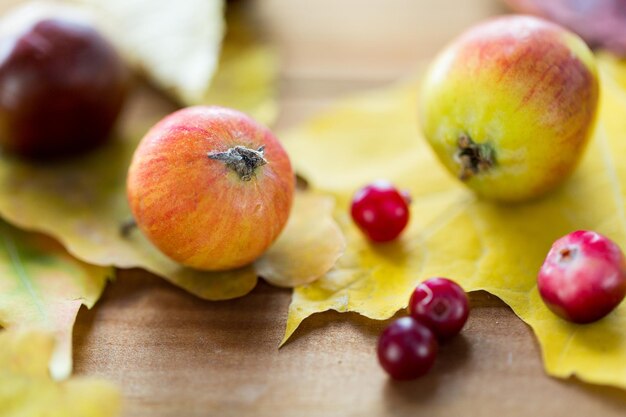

{"left": 281, "top": 55, "right": 626, "bottom": 389}
{"left": 0, "top": 330, "right": 120, "bottom": 417}
{"left": 256, "top": 192, "right": 345, "bottom": 287}
{"left": 0, "top": 222, "right": 112, "bottom": 381}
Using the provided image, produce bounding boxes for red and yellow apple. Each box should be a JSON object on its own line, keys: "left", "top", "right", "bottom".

{"left": 419, "top": 15, "right": 599, "bottom": 202}
{"left": 127, "top": 106, "right": 295, "bottom": 271}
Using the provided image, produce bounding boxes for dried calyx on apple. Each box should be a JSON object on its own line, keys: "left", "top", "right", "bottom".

{"left": 127, "top": 106, "right": 295, "bottom": 271}
{"left": 419, "top": 15, "right": 599, "bottom": 202}
{"left": 0, "top": 3, "right": 129, "bottom": 158}
{"left": 208, "top": 145, "right": 268, "bottom": 181}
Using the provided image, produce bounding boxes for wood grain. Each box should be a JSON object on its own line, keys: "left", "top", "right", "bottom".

{"left": 75, "top": 273, "right": 626, "bottom": 417}
{"left": 73, "top": 1, "right": 626, "bottom": 416}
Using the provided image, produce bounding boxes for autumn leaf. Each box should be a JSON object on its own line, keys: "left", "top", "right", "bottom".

{"left": 280, "top": 55, "right": 626, "bottom": 389}
{"left": 200, "top": 0, "right": 279, "bottom": 125}
{"left": 599, "top": 52, "right": 626, "bottom": 90}
{"left": 0, "top": 221, "right": 112, "bottom": 380}
{"left": 0, "top": 329, "right": 120, "bottom": 417}
{"left": 75, "top": 0, "right": 226, "bottom": 106}
{"left": 256, "top": 192, "right": 345, "bottom": 288}
{"left": 73, "top": 0, "right": 276, "bottom": 124}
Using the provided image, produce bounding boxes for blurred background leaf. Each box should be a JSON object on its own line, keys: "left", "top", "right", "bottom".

{"left": 0, "top": 330, "right": 120, "bottom": 416}
{"left": 75, "top": 0, "right": 226, "bottom": 106}
{"left": 0, "top": 222, "right": 112, "bottom": 380}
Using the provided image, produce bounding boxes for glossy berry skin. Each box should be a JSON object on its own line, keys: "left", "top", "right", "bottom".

{"left": 377, "top": 317, "right": 438, "bottom": 380}
{"left": 0, "top": 17, "right": 128, "bottom": 158}
{"left": 408, "top": 277, "right": 470, "bottom": 341}
{"left": 351, "top": 181, "right": 410, "bottom": 242}
{"left": 538, "top": 230, "right": 626, "bottom": 324}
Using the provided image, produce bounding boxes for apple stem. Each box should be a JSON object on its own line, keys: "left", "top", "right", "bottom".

{"left": 208, "top": 145, "right": 268, "bottom": 181}
{"left": 455, "top": 134, "right": 495, "bottom": 180}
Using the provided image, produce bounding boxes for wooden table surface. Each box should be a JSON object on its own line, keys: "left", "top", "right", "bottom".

{"left": 73, "top": 1, "right": 626, "bottom": 416}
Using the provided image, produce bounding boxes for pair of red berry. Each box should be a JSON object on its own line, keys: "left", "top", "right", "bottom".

{"left": 377, "top": 277, "right": 469, "bottom": 380}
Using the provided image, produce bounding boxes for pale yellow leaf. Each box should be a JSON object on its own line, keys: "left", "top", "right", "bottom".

{"left": 74, "top": 0, "right": 225, "bottom": 105}
{"left": 0, "top": 330, "right": 120, "bottom": 417}
{"left": 199, "top": 1, "right": 279, "bottom": 124}
{"left": 256, "top": 192, "right": 345, "bottom": 288}
{"left": 0, "top": 222, "right": 112, "bottom": 380}
{"left": 72, "top": 0, "right": 277, "bottom": 124}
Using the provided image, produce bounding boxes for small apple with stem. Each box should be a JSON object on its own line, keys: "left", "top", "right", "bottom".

{"left": 127, "top": 106, "right": 295, "bottom": 271}
{"left": 419, "top": 15, "right": 599, "bottom": 202}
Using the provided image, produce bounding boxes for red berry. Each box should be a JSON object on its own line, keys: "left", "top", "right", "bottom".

{"left": 377, "top": 317, "right": 437, "bottom": 380}
{"left": 408, "top": 277, "right": 469, "bottom": 340}
{"left": 350, "top": 181, "right": 410, "bottom": 242}
{"left": 538, "top": 230, "right": 626, "bottom": 324}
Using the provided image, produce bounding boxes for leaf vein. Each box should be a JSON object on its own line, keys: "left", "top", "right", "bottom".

{"left": 2, "top": 233, "right": 47, "bottom": 323}
{"left": 555, "top": 329, "right": 578, "bottom": 370}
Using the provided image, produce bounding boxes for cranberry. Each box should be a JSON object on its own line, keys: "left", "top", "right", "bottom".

{"left": 538, "top": 230, "right": 626, "bottom": 324}
{"left": 350, "top": 181, "right": 410, "bottom": 242}
{"left": 408, "top": 277, "right": 469, "bottom": 340}
{"left": 377, "top": 317, "right": 437, "bottom": 380}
